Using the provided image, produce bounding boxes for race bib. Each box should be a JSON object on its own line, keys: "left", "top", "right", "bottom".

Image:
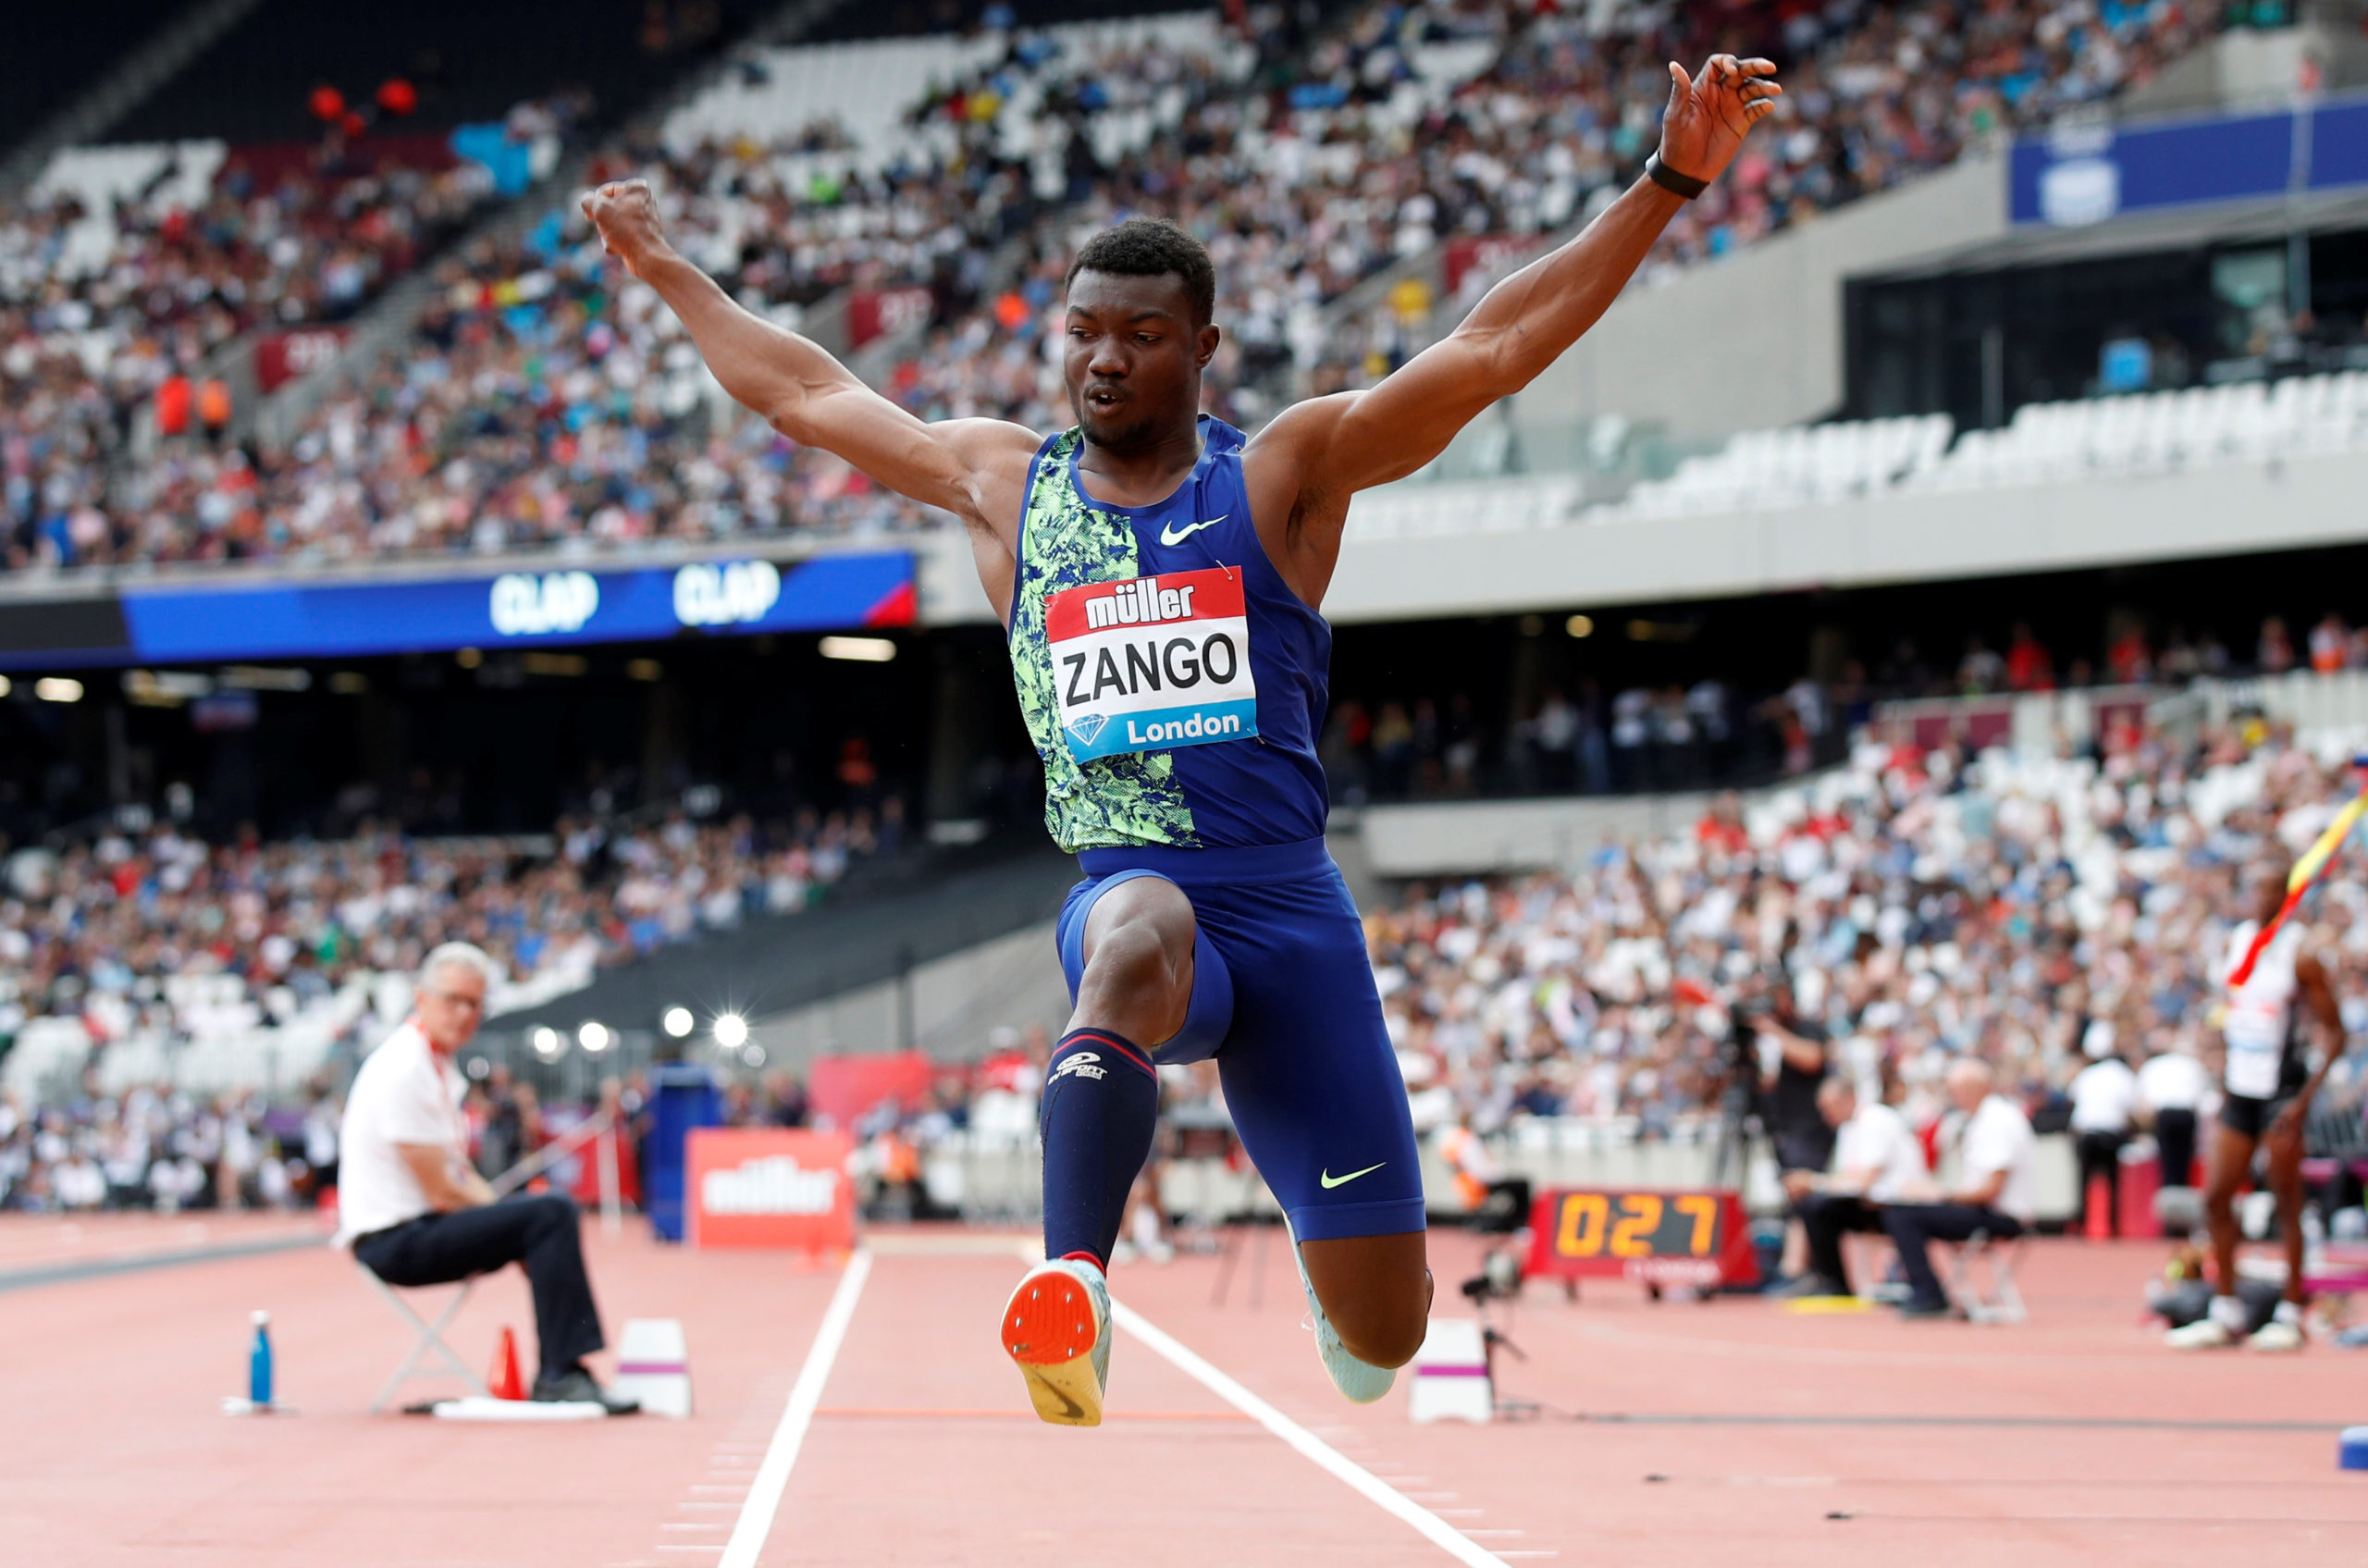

{"left": 1044, "top": 566, "right": 1258, "bottom": 760}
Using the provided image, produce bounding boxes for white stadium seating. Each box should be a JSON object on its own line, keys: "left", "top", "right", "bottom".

{"left": 1616, "top": 414, "right": 1954, "bottom": 517}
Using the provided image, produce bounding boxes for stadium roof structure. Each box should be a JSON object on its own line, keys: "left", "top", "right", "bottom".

{"left": 1864, "top": 182, "right": 2368, "bottom": 280}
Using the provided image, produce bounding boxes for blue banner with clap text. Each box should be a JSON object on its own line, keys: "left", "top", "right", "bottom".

{"left": 1, "top": 552, "right": 915, "bottom": 670}
{"left": 2010, "top": 93, "right": 2368, "bottom": 228}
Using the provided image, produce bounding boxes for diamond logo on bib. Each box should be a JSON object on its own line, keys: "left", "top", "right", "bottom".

{"left": 1044, "top": 566, "right": 1259, "bottom": 761}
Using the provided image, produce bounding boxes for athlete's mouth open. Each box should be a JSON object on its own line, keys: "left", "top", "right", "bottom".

{"left": 1084, "top": 386, "right": 1126, "bottom": 411}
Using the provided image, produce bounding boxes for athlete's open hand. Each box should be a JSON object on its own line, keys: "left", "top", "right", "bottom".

{"left": 1657, "top": 55, "right": 1782, "bottom": 188}
{"left": 581, "top": 179, "right": 672, "bottom": 279}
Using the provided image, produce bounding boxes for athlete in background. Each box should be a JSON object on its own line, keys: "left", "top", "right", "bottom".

{"left": 2168, "top": 860, "right": 2345, "bottom": 1351}
{"left": 586, "top": 56, "right": 1781, "bottom": 1425}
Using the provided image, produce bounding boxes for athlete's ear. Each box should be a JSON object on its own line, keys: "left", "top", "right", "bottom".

{"left": 1196, "top": 323, "right": 1220, "bottom": 369}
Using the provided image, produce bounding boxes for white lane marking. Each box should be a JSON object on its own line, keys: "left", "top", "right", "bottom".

{"left": 717, "top": 1247, "right": 872, "bottom": 1568}
{"left": 1111, "top": 1301, "right": 1504, "bottom": 1568}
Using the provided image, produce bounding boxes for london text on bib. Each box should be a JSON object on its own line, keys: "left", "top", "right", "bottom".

{"left": 1044, "top": 566, "right": 1259, "bottom": 761}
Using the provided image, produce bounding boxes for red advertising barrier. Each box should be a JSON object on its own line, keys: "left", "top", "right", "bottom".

{"left": 686, "top": 1128, "right": 856, "bottom": 1252}
{"left": 255, "top": 327, "right": 350, "bottom": 391}
{"left": 1523, "top": 1187, "right": 1759, "bottom": 1291}
{"left": 568, "top": 1123, "right": 641, "bottom": 1208}
{"left": 846, "top": 285, "right": 932, "bottom": 349}
{"left": 1442, "top": 233, "right": 1544, "bottom": 297}
{"left": 808, "top": 1050, "right": 933, "bottom": 1128}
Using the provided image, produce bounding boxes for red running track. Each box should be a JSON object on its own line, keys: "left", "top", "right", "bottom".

{"left": 1, "top": 1220, "right": 2362, "bottom": 1566}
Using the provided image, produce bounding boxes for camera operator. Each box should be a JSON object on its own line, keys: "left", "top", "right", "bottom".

{"left": 1736, "top": 970, "right": 1832, "bottom": 1179}
{"left": 1720, "top": 968, "right": 1831, "bottom": 1287}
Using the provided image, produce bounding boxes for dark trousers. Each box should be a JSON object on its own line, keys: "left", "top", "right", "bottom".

{"left": 354, "top": 1194, "right": 604, "bottom": 1379}
{"left": 2076, "top": 1130, "right": 2129, "bottom": 1234}
{"left": 2154, "top": 1108, "right": 2198, "bottom": 1189}
{"left": 1880, "top": 1203, "right": 2022, "bottom": 1309}
{"left": 1795, "top": 1191, "right": 1884, "bottom": 1292}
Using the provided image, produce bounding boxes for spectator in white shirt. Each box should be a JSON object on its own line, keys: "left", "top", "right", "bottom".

{"left": 1881, "top": 1059, "right": 2036, "bottom": 1318}
{"left": 340, "top": 943, "right": 635, "bottom": 1413}
{"left": 2137, "top": 1043, "right": 2208, "bottom": 1190}
{"left": 1783, "top": 1077, "right": 1929, "bottom": 1298}
{"left": 2067, "top": 1029, "right": 2140, "bottom": 1236}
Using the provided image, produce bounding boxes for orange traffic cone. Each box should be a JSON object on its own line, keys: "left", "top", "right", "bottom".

{"left": 2083, "top": 1174, "right": 2114, "bottom": 1241}
{"left": 487, "top": 1327, "right": 526, "bottom": 1401}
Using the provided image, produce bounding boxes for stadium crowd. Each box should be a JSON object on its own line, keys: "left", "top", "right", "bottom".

{"left": 1311, "top": 0, "right": 2213, "bottom": 394}
{"left": 0, "top": 800, "right": 896, "bottom": 1038}
{"left": 17, "top": 717, "right": 2368, "bottom": 1226}
{"left": 1357, "top": 722, "right": 2368, "bottom": 1164}
{"left": 2, "top": 0, "right": 2223, "bottom": 571}
{"left": 0, "top": 1080, "right": 337, "bottom": 1213}
{"left": 637, "top": 710, "right": 2368, "bottom": 1223}
{"left": 1, "top": 93, "right": 598, "bottom": 571}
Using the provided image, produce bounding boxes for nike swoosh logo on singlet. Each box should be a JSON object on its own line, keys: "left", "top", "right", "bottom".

{"left": 1319, "top": 1162, "right": 1387, "bottom": 1189}
{"left": 1158, "top": 515, "right": 1225, "bottom": 546}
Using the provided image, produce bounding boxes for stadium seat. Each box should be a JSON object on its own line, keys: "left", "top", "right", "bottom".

{"left": 1944, "top": 1233, "right": 2028, "bottom": 1326}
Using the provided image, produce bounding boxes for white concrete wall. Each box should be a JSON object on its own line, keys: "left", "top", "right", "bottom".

{"left": 1318, "top": 444, "right": 2368, "bottom": 624}
{"left": 1511, "top": 154, "right": 2008, "bottom": 446}
{"left": 747, "top": 920, "right": 1069, "bottom": 1068}
{"left": 1360, "top": 793, "right": 1719, "bottom": 878}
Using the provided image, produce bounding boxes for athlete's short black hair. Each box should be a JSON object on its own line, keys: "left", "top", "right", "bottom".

{"left": 1065, "top": 217, "right": 1215, "bottom": 328}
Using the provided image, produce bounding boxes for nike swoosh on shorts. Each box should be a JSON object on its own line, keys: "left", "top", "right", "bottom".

{"left": 1158, "top": 515, "right": 1224, "bottom": 546}
{"left": 1318, "top": 1162, "right": 1386, "bottom": 1189}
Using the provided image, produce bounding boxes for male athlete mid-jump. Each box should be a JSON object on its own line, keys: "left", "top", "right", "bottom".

{"left": 586, "top": 55, "right": 1781, "bottom": 1426}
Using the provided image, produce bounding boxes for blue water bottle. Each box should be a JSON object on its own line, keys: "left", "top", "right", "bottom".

{"left": 249, "top": 1310, "right": 274, "bottom": 1411}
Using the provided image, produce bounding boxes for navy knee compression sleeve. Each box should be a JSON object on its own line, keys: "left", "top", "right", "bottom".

{"left": 1040, "top": 1028, "right": 1159, "bottom": 1268}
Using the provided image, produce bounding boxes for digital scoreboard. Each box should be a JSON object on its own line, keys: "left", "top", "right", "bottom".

{"left": 1523, "top": 1187, "right": 1759, "bottom": 1291}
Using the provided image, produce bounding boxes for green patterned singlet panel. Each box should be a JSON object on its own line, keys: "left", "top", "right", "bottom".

{"left": 1008, "top": 430, "right": 1198, "bottom": 852}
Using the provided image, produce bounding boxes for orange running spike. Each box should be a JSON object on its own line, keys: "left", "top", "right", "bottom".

{"left": 1002, "top": 1272, "right": 1096, "bottom": 1365}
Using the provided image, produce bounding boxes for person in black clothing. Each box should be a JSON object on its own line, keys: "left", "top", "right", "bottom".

{"left": 1734, "top": 969, "right": 1832, "bottom": 1285}
{"left": 1742, "top": 972, "right": 1832, "bottom": 1177}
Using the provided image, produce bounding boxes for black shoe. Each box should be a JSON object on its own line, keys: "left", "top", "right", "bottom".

{"left": 1894, "top": 1297, "right": 1954, "bottom": 1319}
{"left": 531, "top": 1367, "right": 640, "bottom": 1414}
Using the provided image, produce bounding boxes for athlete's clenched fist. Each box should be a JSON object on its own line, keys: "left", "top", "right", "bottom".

{"left": 580, "top": 179, "right": 671, "bottom": 279}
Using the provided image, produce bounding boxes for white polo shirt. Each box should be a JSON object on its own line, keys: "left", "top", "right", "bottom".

{"left": 1959, "top": 1093, "right": 2038, "bottom": 1225}
{"left": 334, "top": 1019, "right": 468, "bottom": 1248}
{"left": 2067, "top": 1056, "right": 2139, "bottom": 1134}
{"left": 1831, "top": 1101, "right": 1927, "bottom": 1203}
{"left": 2137, "top": 1050, "right": 2206, "bottom": 1113}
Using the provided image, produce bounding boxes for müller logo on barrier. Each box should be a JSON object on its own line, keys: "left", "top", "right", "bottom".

{"left": 701, "top": 1154, "right": 837, "bottom": 1216}
{"left": 685, "top": 1128, "right": 856, "bottom": 1252}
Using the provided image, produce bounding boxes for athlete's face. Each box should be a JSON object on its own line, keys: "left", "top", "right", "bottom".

{"left": 1062, "top": 270, "right": 1219, "bottom": 453}
{"left": 2255, "top": 864, "right": 2291, "bottom": 923}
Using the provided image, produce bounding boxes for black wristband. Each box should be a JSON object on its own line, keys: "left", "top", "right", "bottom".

{"left": 1645, "top": 152, "right": 1709, "bottom": 200}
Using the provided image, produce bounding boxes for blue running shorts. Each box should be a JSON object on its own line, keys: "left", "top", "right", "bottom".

{"left": 1054, "top": 835, "right": 1424, "bottom": 1243}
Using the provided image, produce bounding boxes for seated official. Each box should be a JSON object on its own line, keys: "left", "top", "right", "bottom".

{"left": 338, "top": 943, "right": 635, "bottom": 1413}
{"left": 1880, "top": 1059, "right": 2036, "bottom": 1319}
{"left": 1782, "top": 1077, "right": 1928, "bottom": 1298}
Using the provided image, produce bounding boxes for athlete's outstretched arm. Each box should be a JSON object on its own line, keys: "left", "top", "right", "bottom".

{"left": 1245, "top": 56, "right": 1779, "bottom": 597}
{"left": 581, "top": 180, "right": 1037, "bottom": 536}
